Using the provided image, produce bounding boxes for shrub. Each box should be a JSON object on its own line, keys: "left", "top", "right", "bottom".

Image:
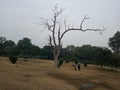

{"left": 65, "top": 60, "right": 69, "bottom": 63}
{"left": 72, "top": 57, "right": 79, "bottom": 64}
{"left": 57, "top": 59, "right": 64, "bottom": 68}
{"left": 9, "top": 55, "right": 18, "bottom": 64}
{"left": 84, "top": 63, "right": 88, "bottom": 67}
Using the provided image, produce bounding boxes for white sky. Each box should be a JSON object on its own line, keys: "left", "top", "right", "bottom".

{"left": 0, "top": 0, "right": 120, "bottom": 48}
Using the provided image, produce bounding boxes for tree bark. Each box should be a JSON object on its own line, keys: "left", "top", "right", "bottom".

{"left": 54, "top": 53, "right": 59, "bottom": 67}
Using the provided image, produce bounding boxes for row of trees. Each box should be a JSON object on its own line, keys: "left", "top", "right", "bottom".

{"left": 0, "top": 31, "right": 120, "bottom": 69}
{"left": 0, "top": 37, "right": 41, "bottom": 58}
{"left": 60, "top": 45, "right": 120, "bottom": 70}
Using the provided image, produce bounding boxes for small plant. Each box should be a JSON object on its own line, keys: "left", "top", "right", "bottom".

{"left": 9, "top": 55, "right": 18, "bottom": 64}
{"left": 65, "top": 60, "right": 69, "bottom": 63}
{"left": 57, "top": 59, "right": 64, "bottom": 68}
{"left": 84, "top": 63, "right": 88, "bottom": 67}
{"left": 72, "top": 57, "right": 79, "bottom": 64}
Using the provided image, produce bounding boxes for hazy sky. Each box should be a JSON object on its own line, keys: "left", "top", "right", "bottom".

{"left": 0, "top": 0, "right": 120, "bottom": 47}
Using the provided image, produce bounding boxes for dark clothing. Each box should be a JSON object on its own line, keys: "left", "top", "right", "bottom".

{"left": 78, "top": 64, "right": 80, "bottom": 70}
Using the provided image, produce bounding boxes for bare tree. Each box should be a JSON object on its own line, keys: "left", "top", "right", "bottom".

{"left": 39, "top": 5, "right": 104, "bottom": 68}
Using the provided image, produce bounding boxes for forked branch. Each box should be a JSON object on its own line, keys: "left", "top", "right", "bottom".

{"left": 60, "top": 15, "right": 105, "bottom": 40}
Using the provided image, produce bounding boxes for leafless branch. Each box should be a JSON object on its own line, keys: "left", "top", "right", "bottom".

{"left": 80, "top": 15, "right": 89, "bottom": 29}
{"left": 58, "top": 23, "right": 61, "bottom": 45}
{"left": 48, "top": 35, "right": 54, "bottom": 52}
{"left": 60, "top": 15, "right": 105, "bottom": 40}
{"left": 52, "top": 5, "right": 64, "bottom": 17}
{"left": 40, "top": 18, "right": 54, "bottom": 32}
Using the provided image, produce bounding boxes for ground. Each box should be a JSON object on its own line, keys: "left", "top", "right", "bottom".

{"left": 0, "top": 57, "right": 120, "bottom": 90}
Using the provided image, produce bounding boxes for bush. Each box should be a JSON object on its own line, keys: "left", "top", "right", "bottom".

{"left": 84, "top": 63, "right": 88, "bottom": 67}
{"left": 57, "top": 60, "right": 64, "bottom": 68}
{"left": 9, "top": 55, "right": 18, "bottom": 64}
{"left": 65, "top": 60, "right": 69, "bottom": 63}
{"left": 72, "top": 57, "right": 79, "bottom": 64}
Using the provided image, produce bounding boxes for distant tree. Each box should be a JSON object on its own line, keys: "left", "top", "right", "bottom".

{"left": 17, "top": 38, "right": 32, "bottom": 57}
{"left": 3, "top": 40, "right": 16, "bottom": 55}
{"left": 39, "top": 5, "right": 104, "bottom": 68}
{"left": 66, "top": 45, "right": 76, "bottom": 59}
{"left": 41, "top": 45, "right": 53, "bottom": 59}
{"left": 94, "top": 47, "right": 112, "bottom": 68}
{"left": 109, "top": 31, "right": 120, "bottom": 54}
{"left": 3, "top": 40, "right": 15, "bottom": 47}
{"left": 0, "top": 37, "right": 6, "bottom": 44}
{"left": 0, "top": 37, "right": 6, "bottom": 55}
{"left": 31, "top": 45, "right": 41, "bottom": 56}
{"left": 73, "top": 45, "right": 97, "bottom": 64}
{"left": 58, "top": 45, "right": 77, "bottom": 63}
{"left": 59, "top": 47, "right": 72, "bottom": 62}
{"left": 80, "top": 45, "right": 94, "bottom": 62}
{"left": 108, "top": 54, "right": 120, "bottom": 70}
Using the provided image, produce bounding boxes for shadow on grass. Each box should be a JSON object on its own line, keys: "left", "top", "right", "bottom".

{"left": 47, "top": 72, "right": 117, "bottom": 90}
{"left": 47, "top": 72, "right": 94, "bottom": 90}
{"left": 97, "top": 67, "right": 120, "bottom": 73}
{"left": 24, "top": 74, "right": 32, "bottom": 77}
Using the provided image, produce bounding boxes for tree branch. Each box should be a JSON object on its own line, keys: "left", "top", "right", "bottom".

{"left": 48, "top": 35, "right": 54, "bottom": 52}
{"left": 80, "top": 15, "right": 89, "bottom": 29}
{"left": 52, "top": 4, "right": 64, "bottom": 18}
{"left": 60, "top": 28, "right": 105, "bottom": 40}
{"left": 52, "top": 14, "right": 57, "bottom": 47}
{"left": 40, "top": 18, "right": 54, "bottom": 32}
{"left": 58, "top": 23, "right": 61, "bottom": 45}
{"left": 60, "top": 15, "right": 105, "bottom": 40}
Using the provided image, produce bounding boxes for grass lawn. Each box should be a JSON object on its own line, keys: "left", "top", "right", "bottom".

{"left": 0, "top": 57, "right": 120, "bottom": 90}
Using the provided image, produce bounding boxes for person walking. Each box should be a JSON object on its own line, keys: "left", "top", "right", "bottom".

{"left": 73, "top": 63, "right": 77, "bottom": 71}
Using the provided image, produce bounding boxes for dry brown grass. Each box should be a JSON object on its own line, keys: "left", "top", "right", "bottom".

{"left": 0, "top": 57, "right": 120, "bottom": 90}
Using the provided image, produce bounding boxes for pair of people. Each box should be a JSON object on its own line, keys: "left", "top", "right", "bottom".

{"left": 73, "top": 63, "right": 80, "bottom": 70}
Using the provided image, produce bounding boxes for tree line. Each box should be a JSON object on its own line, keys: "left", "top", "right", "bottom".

{"left": 0, "top": 31, "right": 120, "bottom": 70}
{"left": 0, "top": 37, "right": 52, "bottom": 59}
{"left": 60, "top": 45, "right": 120, "bottom": 70}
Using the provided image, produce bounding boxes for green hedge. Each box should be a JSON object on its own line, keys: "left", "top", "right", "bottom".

{"left": 9, "top": 55, "right": 18, "bottom": 64}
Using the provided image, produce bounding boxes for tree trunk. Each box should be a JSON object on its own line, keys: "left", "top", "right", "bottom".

{"left": 54, "top": 53, "right": 59, "bottom": 68}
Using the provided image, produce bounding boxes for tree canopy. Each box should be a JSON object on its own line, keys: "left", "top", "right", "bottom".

{"left": 109, "top": 31, "right": 120, "bottom": 54}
